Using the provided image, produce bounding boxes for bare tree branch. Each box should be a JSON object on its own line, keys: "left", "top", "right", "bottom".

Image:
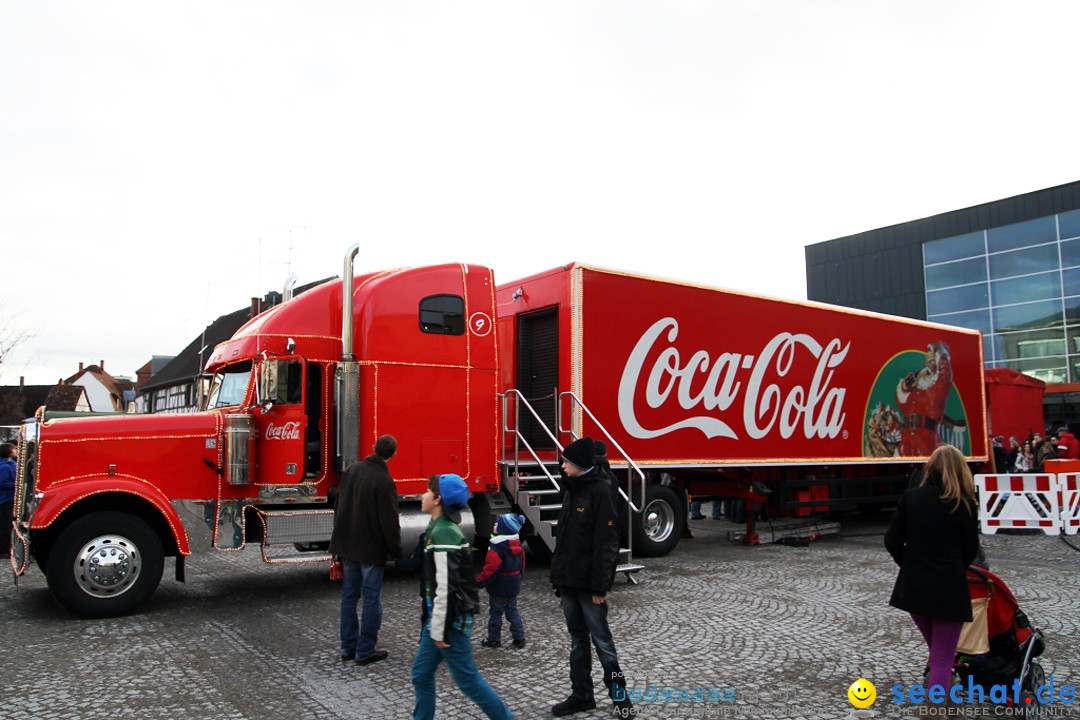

{"left": 0, "top": 309, "right": 36, "bottom": 381}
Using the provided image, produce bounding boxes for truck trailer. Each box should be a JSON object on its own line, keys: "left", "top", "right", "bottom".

{"left": 10, "top": 248, "right": 988, "bottom": 617}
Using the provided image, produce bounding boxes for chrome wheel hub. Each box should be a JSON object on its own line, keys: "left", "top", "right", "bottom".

{"left": 74, "top": 535, "right": 141, "bottom": 597}
{"left": 642, "top": 499, "right": 675, "bottom": 543}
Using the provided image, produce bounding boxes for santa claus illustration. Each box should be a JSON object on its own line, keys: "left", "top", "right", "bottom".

{"left": 896, "top": 341, "right": 953, "bottom": 456}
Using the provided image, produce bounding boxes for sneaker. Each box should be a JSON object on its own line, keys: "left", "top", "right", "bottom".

{"left": 356, "top": 650, "right": 389, "bottom": 665}
{"left": 689, "top": 514, "right": 706, "bottom": 520}
{"left": 552, "top": 695, "right": 596, "bottom": 716}
{"left": 480, "top": 638, "right": 501, "bottom": 648}
{"left": 512, "top": 638, "right": 527, "bottom": 649}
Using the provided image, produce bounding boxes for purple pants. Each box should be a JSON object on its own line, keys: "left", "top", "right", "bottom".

{"left": 910, "top": 613, "right": 963, "bottom": 694}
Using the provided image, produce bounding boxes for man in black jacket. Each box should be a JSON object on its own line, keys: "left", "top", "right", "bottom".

{"left": 329, "top": 435, "right": 403, "bottom": 665}
{"left": 549, "top": 436, "right": 633, "bottom": 717}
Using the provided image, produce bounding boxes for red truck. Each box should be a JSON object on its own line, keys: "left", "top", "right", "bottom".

{"left": 10, "top": 248, "right": 988, "bottom": 617}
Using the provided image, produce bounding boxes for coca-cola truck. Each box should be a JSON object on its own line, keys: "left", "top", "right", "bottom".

{"left": 10, "top": 248, "right": 988, "bottom": 617}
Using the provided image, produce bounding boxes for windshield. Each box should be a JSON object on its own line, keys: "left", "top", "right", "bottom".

{"left": 204, "top": 362, "right": 253, "bottom": 409}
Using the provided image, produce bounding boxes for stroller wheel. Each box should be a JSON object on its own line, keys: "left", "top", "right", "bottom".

{"left": 1019, "top": 661, "right": 1045, "bottom": 717}
{"left": 1018, "top": 689, "right": 1041, "bottom": 717}
{"left": 1025, "top": 660, "right": 1045, "bottom": 691}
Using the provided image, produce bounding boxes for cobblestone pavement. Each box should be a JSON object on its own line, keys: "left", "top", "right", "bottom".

{"left": 3, "top": 514, "right": 1078, "bottom": 720}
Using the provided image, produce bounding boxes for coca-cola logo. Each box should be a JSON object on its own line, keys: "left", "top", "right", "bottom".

{"left": 617, "top": 317, "right": 849, "bottom": 441}
{"left": 265, "top": 421, "right": 301, "bottom": 441}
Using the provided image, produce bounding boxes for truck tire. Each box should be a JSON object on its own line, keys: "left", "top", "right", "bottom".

{"left": 632, "top": 484, "right": 684, "bottom": 557}
{"left": 45, "top": 511, "right": 164, "bottom": 618}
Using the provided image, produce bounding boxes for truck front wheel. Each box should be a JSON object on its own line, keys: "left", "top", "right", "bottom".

{"left": 45, "top": 512, "right": 164, "bottom": 618}
{"left": 632, "top": 484, "right": 684, "bottom": 557}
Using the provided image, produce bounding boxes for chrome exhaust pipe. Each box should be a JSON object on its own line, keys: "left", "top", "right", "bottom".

{"left": 342, "top": 244, "right": 359, "bottom": 360}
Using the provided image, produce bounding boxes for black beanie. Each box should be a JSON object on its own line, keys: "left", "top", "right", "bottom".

{"left": 562, "top": 436, "right": 595, "bottom": 471}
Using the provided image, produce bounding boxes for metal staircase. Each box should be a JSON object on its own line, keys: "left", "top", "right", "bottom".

{"left": 500, "top": 390, "right": 645, "bottom": 583}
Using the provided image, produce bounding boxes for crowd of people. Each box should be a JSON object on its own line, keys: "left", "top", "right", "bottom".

{"left": 991, "top": 425, "right": 1079, "bottom": 473}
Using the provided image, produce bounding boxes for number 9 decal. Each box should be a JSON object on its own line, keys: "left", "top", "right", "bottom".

{"left": 469, "top": 312, "right": 493, "bottom": 337}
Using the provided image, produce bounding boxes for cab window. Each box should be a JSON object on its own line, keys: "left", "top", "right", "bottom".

{"left": 419, "top": 294, "right": 465, "bottom": 335}
{"left": 205, "top": 362, "right": 252, "bottom": 409}
{"left": 261, "top": 359, "right": 304, "bottom": 405}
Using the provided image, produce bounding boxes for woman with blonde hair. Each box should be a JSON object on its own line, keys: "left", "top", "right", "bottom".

{"left": 885, "top": 444, "right": 980, "bottom": 700}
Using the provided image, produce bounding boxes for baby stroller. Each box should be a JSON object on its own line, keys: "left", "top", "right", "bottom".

{"left": 954, "top": 566, "right": 1047, "bottom": 712}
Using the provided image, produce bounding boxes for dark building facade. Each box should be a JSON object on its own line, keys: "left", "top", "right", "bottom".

{"left": 805, "top": 180, "right": 1080, "bottom": 430}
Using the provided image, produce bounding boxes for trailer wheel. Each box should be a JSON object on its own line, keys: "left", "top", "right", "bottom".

{"left": 45, "top": 512, "right": 164, "bottom": 618}
{"left": 632, "top": 484, "right": 683, "bottom": 557}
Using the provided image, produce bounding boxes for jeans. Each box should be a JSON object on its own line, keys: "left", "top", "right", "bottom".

{"left": 411, "top": 627, "right": 515, "bottom": 720}
{"left": 340, "top": 561, "right": 384, "bottom": 659}
{"left": 910, "top": 613, "right": 964, "bottom": 694}
{"left": 486, "top": 595, "right": 525, "bottom": 642}
{"left": 690, "top": 499, "right": 723, "bottom": 519}
{"left": 559, "top": 588, "right": 626, "bottom": 702}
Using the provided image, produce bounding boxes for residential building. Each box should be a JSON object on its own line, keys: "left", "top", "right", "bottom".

{"left": 65, "top": 362, "right": 136, "bottom": 413}
{"left": 0, "top": 380, "right": 89, "bottom": 434}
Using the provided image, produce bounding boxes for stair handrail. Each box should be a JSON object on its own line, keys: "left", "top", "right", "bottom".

{"left": 500, "top": 389, "right": 564, "bottom": 492}
{"left": 557, "top": 391, "right": 646, "bottom": 514}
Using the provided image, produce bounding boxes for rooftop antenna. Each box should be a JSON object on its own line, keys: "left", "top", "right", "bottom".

{"left": 286, "top": 226, "right": 307, "bottom": 277}
{"left": 264, "top": 226, "right": 307, "bottom": 292}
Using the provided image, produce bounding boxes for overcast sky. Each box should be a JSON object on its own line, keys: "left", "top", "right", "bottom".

{"left": 3, "top": 1, "right": 1079, "bottom": 387}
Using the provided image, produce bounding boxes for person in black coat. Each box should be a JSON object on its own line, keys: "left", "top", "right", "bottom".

{"left": 328, "top": 435, "right": 403, "bottom": 665}
{"left": 549, "top": 436, "right": 632, "bottom": 718}
{"left": 885, "top": 444, "right": 980, "bottom": 697}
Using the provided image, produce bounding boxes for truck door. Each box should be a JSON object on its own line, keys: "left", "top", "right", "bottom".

{"left": 254, "top": 357, "right": 309, "bottom": 484}
{"left": 517, "top": 307, "right": 559, "bottom": 448}
{"left": 215, "top": 357, "right": 320, "bottom": 551}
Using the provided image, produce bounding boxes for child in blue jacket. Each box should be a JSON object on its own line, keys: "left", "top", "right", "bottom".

{"left": 476, "top": 513, "right": 527, "bottom": 649}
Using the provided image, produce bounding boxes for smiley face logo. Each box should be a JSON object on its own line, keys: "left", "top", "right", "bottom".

{"left": 847, "top": 678, "right": 876, "bottom": 708}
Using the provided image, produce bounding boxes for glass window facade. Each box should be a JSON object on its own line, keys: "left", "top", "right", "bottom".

{"left": 924, "top": 212, "right": 1080, "bottom": 384}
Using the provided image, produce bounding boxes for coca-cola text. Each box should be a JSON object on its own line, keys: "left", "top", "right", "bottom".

{"left": 265, "top": 421, "right": 301, "bottom": 441}
{"left": 617, "top": 317, "right": 849, "bottom": 441}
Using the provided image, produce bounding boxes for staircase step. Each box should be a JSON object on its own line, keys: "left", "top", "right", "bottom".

{"left": 617, "top": 562, "right": 645, "bottom": 585}
{"left": 526, "top": 488, "right": 561, "bottom": 498}
{"left": 516, "top": 475, "right": 562, "bottom": 488}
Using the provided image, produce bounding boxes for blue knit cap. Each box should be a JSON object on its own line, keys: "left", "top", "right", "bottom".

{"left": 495, "top": 513, "right": 525, "bottom": 535}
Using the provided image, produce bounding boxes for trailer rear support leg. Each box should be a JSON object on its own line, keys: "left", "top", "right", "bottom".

{"left": 740, "top": 499, "right": 760, "bottom": 546}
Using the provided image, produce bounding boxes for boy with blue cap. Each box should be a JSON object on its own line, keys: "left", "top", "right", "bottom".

{"left": 477, "top": 512, "right": 527, "bottom": 649}
{"left": 411, "top": 473, "right": 515, "bottom": 720}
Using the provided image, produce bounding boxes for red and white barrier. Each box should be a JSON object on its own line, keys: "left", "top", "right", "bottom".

{"left": 975, "top": 474, "right": 1061, "bottom": 536}
{"left": 1059, "top": 473, "right": 1080, "bottom": 536}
